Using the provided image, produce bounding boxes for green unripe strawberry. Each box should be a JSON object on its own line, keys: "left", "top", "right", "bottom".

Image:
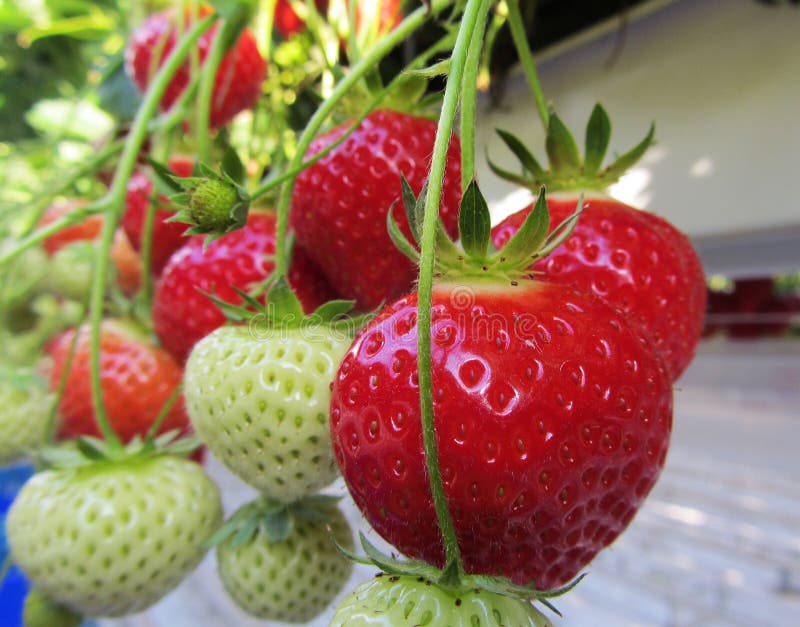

{"left": 44, "top": 240, "right": 95, "bottom": 302}
{"left": 23, "top": 589, "right": 83, "bottom": 627}
{"left": 330, "top": 573, "right": 554, "bottom": 626}
{"left": 184, "top": 324, "right": 350, "bottom": 501}
{"left": 216, "top": 500, "right": 354, "bottom": 622}
{"left": 0, "top": 368, "right": 51, "bottom": 465}
{"left": 6, "top": 455, "right": 223, "bottom": 617}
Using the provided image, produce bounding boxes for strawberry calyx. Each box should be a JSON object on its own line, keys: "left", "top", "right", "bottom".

{"left": 205, "top": 493, "right": 343, "bottom": 549}
{"left": 336, "top": 532, "right": 582, "bottom": 616}
{"left": 488, "top": 103, "right": 655, "bottom": 193}
{"left": 37, "top": 429, "right": 202, "bottom": 470}
{"left": 389, "top": 176, "right": 583, "bottom": 285}
{"left": 167, "top": 160, "right": 250, "bottom": 242}
{"left": 206, "top": 275, "right": 372, "bottom": 335}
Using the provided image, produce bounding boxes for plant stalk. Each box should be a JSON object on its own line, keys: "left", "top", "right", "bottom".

{"left": 417, "top": 0, "right": 492, "bottom": 574}
{"left": 506, "top": 0, "right": 549, "bottom": 130}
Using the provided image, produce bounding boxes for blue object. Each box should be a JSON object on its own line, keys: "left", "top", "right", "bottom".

{"left": 1, "top": 462, "right": 34, "bottom": 627}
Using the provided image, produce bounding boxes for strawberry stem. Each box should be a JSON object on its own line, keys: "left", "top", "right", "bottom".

{"left": 506, "top": 0, "right": 549, "bottom": 130}
{"left": 272, "top": 0, "right": 457, "bottom": 278}
{"left": 417, "top": 0, "right": 493, "bottom": 576}
{"left": 459, "top": 4, "right": 492, "bottom": 190}
{"left": 87, "top": 13, "right": 219, "bottom": 449}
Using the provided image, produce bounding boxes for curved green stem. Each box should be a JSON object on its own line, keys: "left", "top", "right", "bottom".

{"left": 459, "top": 2, "right": 492, "bottom": 190}
{"left": 273, "top": 0, "right": 457, "bottom": 277}
{"left": 0, "top": 203, "right": 106, "bottom": 268}
{"left": 418, "top": 0, "right": 492, "bottom": 574}
{"left": 87, "top": 14, "right": 218, "bottom": 449}
{"left": 196, "top": 13, "right": 232, "bottom": 161}
{"left": 506, "top": 0, "right": 548, "bottom": 130}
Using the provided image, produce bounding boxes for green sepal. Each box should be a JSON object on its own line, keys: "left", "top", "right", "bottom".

{"left": 458, "top": 180, "right": 492, "bottom": 260}
{"left": 545, "top": 111, "right": 581, "bottom": 174}
{"left": 538, "top": 194, "right": 584, "bottom": 258}
{"left": 221, "top": 144, "right": 246, "bottom": 186}
{"left": 266, "top": 276, "right": 305, "bottom": 323}
{"left": 335, "top": 531, "right": 585, "bottom": 609}
{"left": 492, "top": 186, "right": 550, "bottom": 270}
{"left": 401, "top": 174, "right": 424, "bottom": 244}
{"left": 261, "top": 509, "right": 293, "bottom": 544}
{"left": 311, "top": 299, "right": 359, "bottom": 323}
{"left": 288, "top": 494, "right": 342, "bottom": 522}
{"left": 583, "top": 103, "right": 611, "bottom": 177}
{"left": 146, "top": 157, "right": 185, "bottom": 194}
{"left": 75, "top": 436, "right": 110, "bottom": 462}
{"left": 603, "top": 121, "right": 656, "bottom": 181}
{"left": 387, "top": 205, "right": 421, "bottom": 264}
{"left": 495, "top": 129, "right": 545, "bottom": 179}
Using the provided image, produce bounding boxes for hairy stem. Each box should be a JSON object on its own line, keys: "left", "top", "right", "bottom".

{"left": 87, "top": 14, "right": 218, "bottom": 448}
{"left": 507, "top": 0, "right": 548, "bottom": 130}
{"left": 417, "top": 0, "right": 492, "bottom": 574}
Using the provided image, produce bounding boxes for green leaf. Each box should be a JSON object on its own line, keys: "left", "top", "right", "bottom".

{"left": 221, "top": 146, "right": 246, "bottom": 185}
{"left": 545, "top": 112, "right": 581, "bottom": 173}
{"left": 230, "top": 516, "right": 259, "bottom": 550}
{"left": 584, "top": 104, "right": 611, "bottom": 177}
{"left": 603, "top": 122, "right": 656, "bottom": 181}
{"left": 458, "top": 180, "right": 492, "bottom": 259}
{"left": 495, "top": 187, "right": 550, "bottom": 266}
{"left": 495, "top": 129, "right": 544, "bottom": 178}
{"left": 387, "top": 204, "right": 421, "bottom": 264}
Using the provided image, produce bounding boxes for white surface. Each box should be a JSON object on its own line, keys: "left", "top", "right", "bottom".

{"left": 476, "top": 0, "right": 800, "bottom": 274}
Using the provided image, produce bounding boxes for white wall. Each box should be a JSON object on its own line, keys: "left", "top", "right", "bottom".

{"left": 476, "top": 0, "right": 800, "bottom": 277}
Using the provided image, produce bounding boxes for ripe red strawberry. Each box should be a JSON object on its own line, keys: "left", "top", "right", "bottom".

{"left": 125, "top": 7, "right": 266, "bottom": 128}
{"left": 48, "top": 320, "right": 190, "bottom": 442}
{"left": 330, "top": 186, "right": 673, "bottom": 592}
{"left": 39, "top": 200, "right": 103, "bottom": 255}
{"left": 290, "top": 109, "right": 462, "bottom": 310}
{"left": 488, "top": 106, "right": 706, "bottom": 381}
{"left": 153, "top": 211, "right": 336, "bottom": 362}
{"left": 492, "top": 196, "right": 706, "bottom": 381}
{"left": 123, "top": 157, "right": 194, "bottom": 275}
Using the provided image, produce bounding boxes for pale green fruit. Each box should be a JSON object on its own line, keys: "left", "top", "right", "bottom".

{"left": 0, "top": 369, "right": 51, "bottom": 465}
{"left": 330, "top": 574, "right": 554, "bottom": 627}
{"left": 217, "top": 504, "right": 353, "bottom": 622}
{"left": 184, "top": 325, "right": 350, "bottom": 501}
{"left": 6, "top": 455, "right": 223, "bottom": 617}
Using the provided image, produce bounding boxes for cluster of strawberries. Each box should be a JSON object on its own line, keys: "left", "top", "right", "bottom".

{"left": 1, "top": 2, "right": 709, "bottom": 625}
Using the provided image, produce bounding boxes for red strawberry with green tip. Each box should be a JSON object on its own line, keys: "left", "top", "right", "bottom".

{"left": 488, "top": 104, "right": 706, "bottom": 381}
{"left": 153, "top": 211, "right": 336, "bottom": 362}
{"left": 330, "top": 185, "right": 673, "bottom": 591}
{"left": 290, "top": 108, "right": 462, "bottom": 310}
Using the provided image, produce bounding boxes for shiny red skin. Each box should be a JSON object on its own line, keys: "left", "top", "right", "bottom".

{"left": 492, "top": 197, "right": 706, "bottom": 382}
{"left": 40, "top": 201, "right": 104, "bottom": 255}
{"left": 331, "top": 282, "right": 673, "bottom": 591}
{"left": 153, "top": 212, "right": 336, "bottom": 362}
{"left": 290, "top": 109, "right": 462, "bottom": 310}
{"left": 123, "top": 158, "right": 194, "bottom": 275}
{"left": 125, "top": 8, "right": 266, "bottom": 128}
{"left": 48, "top": 322, "right": 189, "bottom": 443}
